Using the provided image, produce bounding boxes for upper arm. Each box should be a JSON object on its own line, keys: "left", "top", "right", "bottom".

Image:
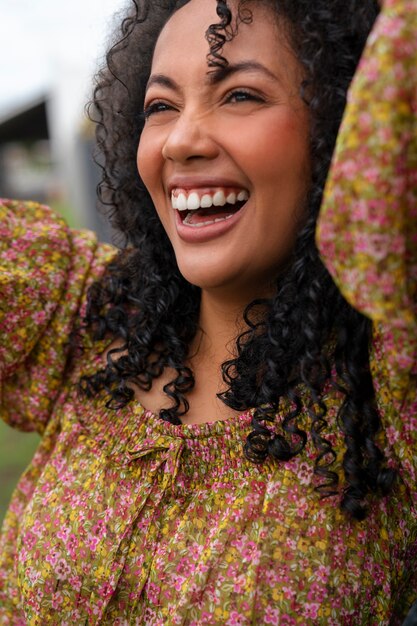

{"left": 317, "top": 0, "right": 417, "bottom": 490}
{"left": 0, "top": 199, "right": 116, "bottom": 434}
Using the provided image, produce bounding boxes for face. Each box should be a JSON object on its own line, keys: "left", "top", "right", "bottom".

{"left": 137, "top": 0, "right": 310, "bottom": 300}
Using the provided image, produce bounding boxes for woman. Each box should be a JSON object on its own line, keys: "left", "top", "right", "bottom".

{"left": 0, "top": 0, "right": 415, "bottom": 624}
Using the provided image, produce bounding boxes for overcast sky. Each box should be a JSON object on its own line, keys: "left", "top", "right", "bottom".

{"left": 0, "top": 0, "right": 127, "bottom": 115}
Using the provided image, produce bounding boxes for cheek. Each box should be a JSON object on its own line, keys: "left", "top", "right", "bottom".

{"left": 260, "top": 117, "right": 309, "bottom": 182}
{"left": 136, "top": 134, "right": 171, "bottom": 232}
{"left": 223, "top": 110, "right": 310, "bottom": 193}
{"left": 136, "top": 129, "right": 163, "bottom": 196}
{"left": 136, "top": 134, "right": 151, "bottom": 188}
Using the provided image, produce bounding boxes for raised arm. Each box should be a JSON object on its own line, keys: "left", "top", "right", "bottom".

{"left": 317, "top": 0, "right": 417, "bottom": 490}
{"left": 0, "top": 199, "right": 115, "bottom": 433}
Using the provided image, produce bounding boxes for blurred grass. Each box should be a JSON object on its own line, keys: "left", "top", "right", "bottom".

{"left": 49, "top": 200, "right": 82, "bottom": 229}
{"left": 0, "top": 418, "right": 40, "bottom": 525}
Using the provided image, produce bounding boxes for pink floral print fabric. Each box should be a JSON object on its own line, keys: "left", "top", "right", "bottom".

{"left": 318, "top": 0, "right": 417, "bottom": 498}
{"left": 0, "top": 1, "right": 416, "bottom": 623}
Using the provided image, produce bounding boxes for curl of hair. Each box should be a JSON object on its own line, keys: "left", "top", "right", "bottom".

{"left": 206, "top": 0, "right": 233, "bottom": 68}
{"left": 81, "top": 0, "right": 396, "bottom": 519}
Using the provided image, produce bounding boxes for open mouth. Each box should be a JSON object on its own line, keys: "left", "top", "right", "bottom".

{"left": 181, "top": 201, "right": 247, "bottom": 226}
{"left": 171, "top": 188, "right": 249, "bottom": 228}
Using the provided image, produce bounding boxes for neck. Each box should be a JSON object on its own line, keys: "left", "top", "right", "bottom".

{"left": 193, "top": 292, "right": 244, "bottom": 363}
{"left": 191, "top": 286, "right": 269, "bottom": 367}
{"left": 179, "top": 287, "right": 270, "bottom": 425}
{"left": 179, "top": 290, "right": 247, "bottom": 422}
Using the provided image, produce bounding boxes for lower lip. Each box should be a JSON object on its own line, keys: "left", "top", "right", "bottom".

{"left": 174, "top": 204, "right": 247, "bottom": 243}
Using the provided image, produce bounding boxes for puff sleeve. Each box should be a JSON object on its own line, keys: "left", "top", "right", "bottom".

{"left": 0, "top": 199, "right": 116, "bottom": 434}
{"left": 317, "top": 0, "right": 417, "bottom": 491}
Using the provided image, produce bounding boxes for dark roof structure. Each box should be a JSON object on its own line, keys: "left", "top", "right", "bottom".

{"left": 0, "top": 96, "right": 49, "bottom": 143}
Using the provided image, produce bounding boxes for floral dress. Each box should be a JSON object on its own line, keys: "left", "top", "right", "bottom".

{"left": 0, "top": 1, "right": 416, "bottom": 624}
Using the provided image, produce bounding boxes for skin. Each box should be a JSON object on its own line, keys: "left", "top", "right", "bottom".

{"left": 130, "top": 0, "right": 311, "bottom": 424}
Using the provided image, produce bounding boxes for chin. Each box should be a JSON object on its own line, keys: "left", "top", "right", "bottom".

{"left": 176, "top": 259, "right": 241, "bottom": 291}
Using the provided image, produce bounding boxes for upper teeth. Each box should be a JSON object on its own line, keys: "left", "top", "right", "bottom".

{"left": 171, "top": 188, "right": 249, "bottom": 211}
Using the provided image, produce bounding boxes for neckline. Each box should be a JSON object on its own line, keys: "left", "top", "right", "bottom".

{"left": 131, "top": 402, "right": 255, "bottom": 439}
{"left": 93, "top": 336, "right": 256, "bottom": 439}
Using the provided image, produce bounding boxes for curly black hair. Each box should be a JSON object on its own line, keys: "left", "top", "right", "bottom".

{"left": 82, "top": 0, "right": 396, "bottom": 520}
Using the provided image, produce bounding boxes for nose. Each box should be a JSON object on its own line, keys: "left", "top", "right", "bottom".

{"left": 161, "top": 109, "right": 219, "bottom": 164}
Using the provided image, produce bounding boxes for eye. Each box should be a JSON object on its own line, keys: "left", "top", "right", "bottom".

{"left": 225, "top": 89, "right": 265, "bottom": 104}
{"left": 143, "top": 100, "right": 175, "bottom": 120}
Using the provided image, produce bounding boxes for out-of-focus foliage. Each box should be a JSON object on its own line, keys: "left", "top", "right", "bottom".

{"left": 0, "top": 421, "right": 39, "bottom": 524}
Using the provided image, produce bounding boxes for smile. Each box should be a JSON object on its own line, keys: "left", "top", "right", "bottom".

{"left": 171, "top": 187, "right": 249, "bottom": 228}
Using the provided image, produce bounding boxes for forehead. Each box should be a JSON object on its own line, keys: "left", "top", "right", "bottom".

{"left": 150, "top": 0, "right": 289, "bottom": 77}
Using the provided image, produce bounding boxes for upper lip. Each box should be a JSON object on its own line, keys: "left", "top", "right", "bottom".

{"left": 166, "top": 176, "right": 248, "bottom": 194}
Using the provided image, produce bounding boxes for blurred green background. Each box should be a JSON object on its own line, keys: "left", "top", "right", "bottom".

{"left": 0, "top": 422, "right": 39, "bottom": 524}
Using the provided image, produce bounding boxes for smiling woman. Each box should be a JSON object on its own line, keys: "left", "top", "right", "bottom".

{"left": 0, "top": 0, "right": 416, "bottom": 624}
{"left": 138, "top": 1, "right": 310, "bottom": 296}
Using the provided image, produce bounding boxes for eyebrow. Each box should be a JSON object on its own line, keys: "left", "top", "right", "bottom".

{"left": 145, "top": 74, "right": 179, "bottom": 93}
{"left": 145, "top": 60, "right": 280, "bottom": 94}
{"left": 208, "top": 61, "right": 280, "bottom": 85}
